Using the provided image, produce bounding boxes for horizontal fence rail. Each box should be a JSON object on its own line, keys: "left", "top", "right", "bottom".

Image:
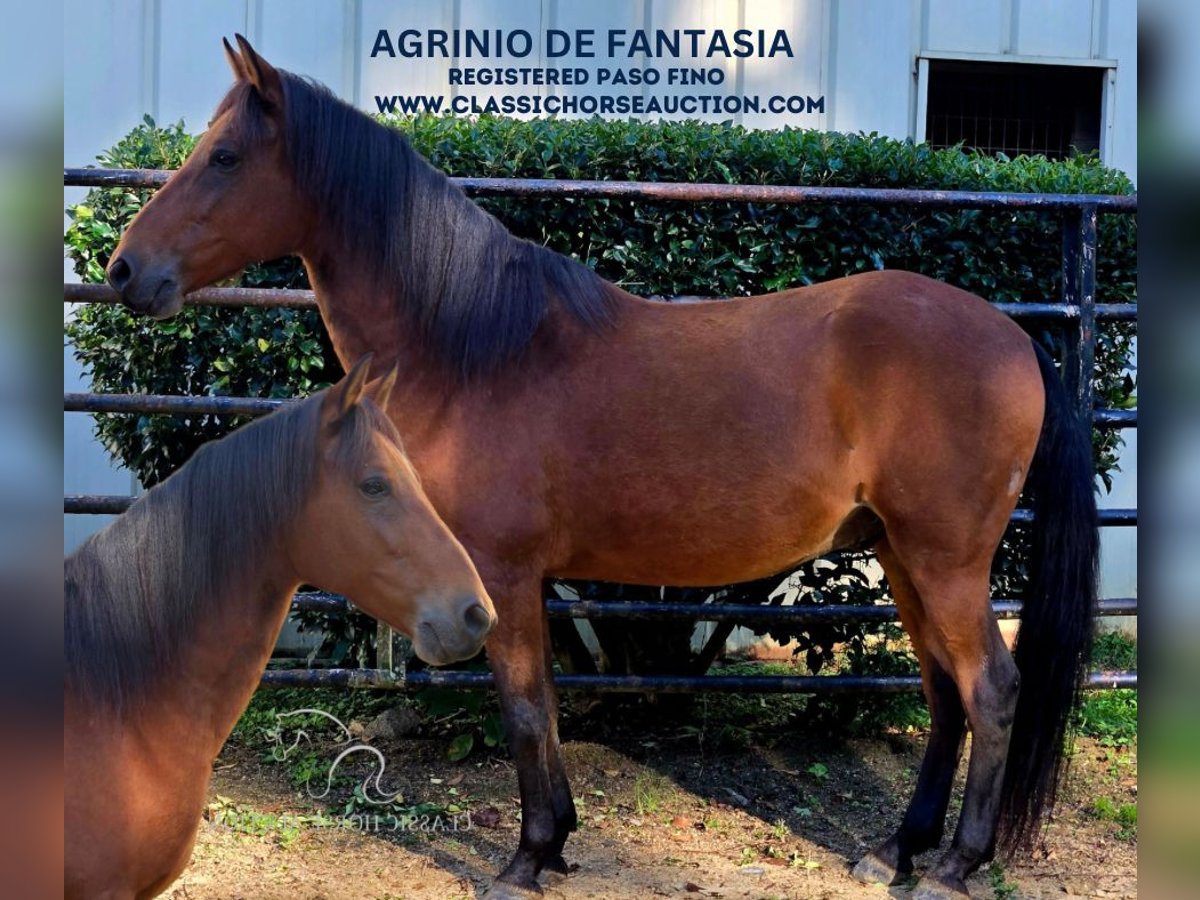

{"left": 64, "top": 167, "right": 1137, "bottom": 696}
{"left": 62, "top": 282, "right": 1140, "bottom": 322}
{"left": 65, "top": 167, "right": 1139, "bottom": 211}
{"left": 286, "top": 591, "right": 1138, "bottom": 621}
{"left": 258, "top": 668, "right": 1136, "bottom": 693}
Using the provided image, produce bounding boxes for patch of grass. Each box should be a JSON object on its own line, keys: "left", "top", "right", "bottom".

{"left": 230, "top": 687, "right": 401, "bottom": 746}
{"left": 206, "top": 796, "right": 336, "bottom": 848}
{"left": 1092, "top": 631, "right": 1137, "bottom": 670}
{"left": 1076, "top": 689, "right": 1137, "bottom": 747}
{"left": 700, "top": 662, "right": 812, "bottom": 721}
{"left": 1090, "top": 796, "right": 1137, "bottom": 839}
{"left": 633, "top": 772, "right": 670, "bottom": 816}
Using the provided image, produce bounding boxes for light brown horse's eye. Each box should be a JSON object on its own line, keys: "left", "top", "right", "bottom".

{"left": 359, "top": 476, "right": 390, "bottom": 498}
{"left": 210, "top": 149, "right": 239, "bottom": 171}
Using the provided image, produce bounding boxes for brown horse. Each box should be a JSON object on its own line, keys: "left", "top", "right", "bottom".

{"left": 64, "top": 355, "right": 497, "bottom": 899}
{"left": 105, "top": 36, "right": 1099, "bottom": 899}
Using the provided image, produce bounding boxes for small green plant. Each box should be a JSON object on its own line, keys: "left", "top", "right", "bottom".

{"left": 1092, "top": 631, "right": 1137, "bottom": 670}
{"left": 987, "top": 862, "right": 1018, "bottom": 899}
{"left": 413, "top": 683, "right": 506, "bottom": 761}
{"left": 788, "top": 854, "right": 821, "bottom": 870}
{"left": 1090, "top": 796, "right": 1137, "bottom": 838}
{"left": 207, "top": 796, "right": 334, "bottom": 849}
{"left": 1076, "top": 689, "right": 1137, "bottom": 747}
{"left": 633, "top": 772, "right": 667, "bottom": 816}
{"left": 806, "top": 762, "right": 829, "bottom": 781}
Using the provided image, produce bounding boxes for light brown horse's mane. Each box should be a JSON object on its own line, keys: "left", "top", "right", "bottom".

{"left": 64, "top": 394, "right": 401, "bottom": 716}
{"left": 220, "top": 74, "right": 617, "bottom": 380}
{"left": 65, "top": 393, "right": 410, "bottom": 720}
{"left": 64, "top": 397, "right": 319, "bottom": 715}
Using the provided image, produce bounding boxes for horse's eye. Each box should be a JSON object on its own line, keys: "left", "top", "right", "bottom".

{"left": 359, "top": 476, "right": 390, "bottom": 498}
{"left": 210, "top": 149, "right": 239, "bottom": 170}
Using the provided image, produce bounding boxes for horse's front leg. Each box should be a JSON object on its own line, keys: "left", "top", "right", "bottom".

{"left": 482, "top": 567, "right": 561, "bottom": 898}
{"left": 540, "top": 611, "right": 577, "bottom": 878}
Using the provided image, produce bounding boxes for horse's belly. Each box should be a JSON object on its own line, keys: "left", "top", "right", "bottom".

{"left": 555, "top": 473, "right": 857, "bottom": 585}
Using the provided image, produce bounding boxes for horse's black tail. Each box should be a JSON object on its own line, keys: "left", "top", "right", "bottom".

{"left": 996, "top": 341, "right": 1099, "bottom": 855}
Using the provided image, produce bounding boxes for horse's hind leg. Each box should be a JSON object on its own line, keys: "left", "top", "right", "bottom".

{"left": 897, "top": 557, "right": 1020, "bottom": 899}
{"left": 852, "top": 539, "right": 967, "bottom": 886}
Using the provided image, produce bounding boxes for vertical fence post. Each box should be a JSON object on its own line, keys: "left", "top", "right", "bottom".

{"left": 374, "top": 621, "right": 412, "bottom": 675}
{"left": 376, "top": 621, "right": 394, "bottom": 671}
{"left": 1061, "top": 205, "right": 1099, "bottom": 418}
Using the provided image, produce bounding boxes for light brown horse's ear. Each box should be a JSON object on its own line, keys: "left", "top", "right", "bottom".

{"left": 322, "top": 353, "right": 374, "bottom": 426}
{"left": 368, "top": 362, "right": 400, "bottom": 411}
{"left": 223, "top": 37, "right": 246, "bottom": 81}
{"left": 234, "top": 33, "right": 284, "bottom": 110}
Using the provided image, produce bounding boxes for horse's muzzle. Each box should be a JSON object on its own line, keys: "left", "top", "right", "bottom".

{"left": 106, "top": 254, "right": 185, "bottom": 319}
{"left": 411, "top": 596, "right": 496, "bottom": 666}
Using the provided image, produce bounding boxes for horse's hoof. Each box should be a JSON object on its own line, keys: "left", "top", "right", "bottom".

{"left": 541, "top": 854, "right": 576, "bottom": 883}
{"left": 911, "top": 874, "right": 971, "bottom": 899}
{"left": 483, "top": 879, "right": 543, "bottom": 900}
{"left": 851, "top": 850, "right": 907, "bottom": 886}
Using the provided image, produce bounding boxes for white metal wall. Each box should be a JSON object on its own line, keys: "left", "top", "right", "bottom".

{"left": 63, "top": 0, "right": 1136, "bottom": 605}
{"left": 64, "top": 0, "right": 1138, "bottom": 175}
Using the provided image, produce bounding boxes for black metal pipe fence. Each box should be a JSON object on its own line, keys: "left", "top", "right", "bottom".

{"left": 64, "top": 168, "right": 1138, "bottom": 693}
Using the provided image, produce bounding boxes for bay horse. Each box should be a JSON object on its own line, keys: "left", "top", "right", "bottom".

{"left": 104, "top": 36, "right": 1099, "bottom": 899}
{"left": 64, "top": 355, "right": 497, "bottom": 899}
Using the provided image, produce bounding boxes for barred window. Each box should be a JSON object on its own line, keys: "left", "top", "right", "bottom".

{"left": 925, "top": 60, "right": 1103, "bottom": 160}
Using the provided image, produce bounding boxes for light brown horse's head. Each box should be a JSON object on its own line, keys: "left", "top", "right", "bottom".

{"left": 106, "top": 35, "right": 307, "bottom": 318}
{"left": 296, "top": 355, "right": 496, "bottom": 665}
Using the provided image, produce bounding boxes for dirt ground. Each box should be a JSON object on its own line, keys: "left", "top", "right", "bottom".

{"left": 166, "top": 693, "right": 1136, "bottom": 900}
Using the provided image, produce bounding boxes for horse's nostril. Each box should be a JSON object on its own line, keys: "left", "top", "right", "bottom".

{"left": 462, "top": 600, "right": 494, "bottom": 637}
{"left": 107, "top": 256, "right": 133, "bottom": 292}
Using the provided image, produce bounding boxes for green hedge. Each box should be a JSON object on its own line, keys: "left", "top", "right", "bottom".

{"left": 66, "top": 115, "right": 1136, "bottom": 675}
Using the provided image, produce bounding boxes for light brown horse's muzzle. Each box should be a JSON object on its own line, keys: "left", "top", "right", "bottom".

{"left": 106, "top": 253, "right": 186, "bottom": 320}
{"left": 411, "top": 595, "right": 496, "bottom": 666}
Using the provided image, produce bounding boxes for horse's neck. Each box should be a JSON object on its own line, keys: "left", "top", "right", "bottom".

{"left": 302, "top": 254, "right": 432, "bottom": 386}
{"left": 300, "top": 253, "right": 505, "bottom": 435}
{"left": 149, "top": 563, "right": 299, "bottom": 761}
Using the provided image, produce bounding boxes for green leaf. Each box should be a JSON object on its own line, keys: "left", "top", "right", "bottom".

{"left": 447, "top": 733, "right": 474, "bottom": 762}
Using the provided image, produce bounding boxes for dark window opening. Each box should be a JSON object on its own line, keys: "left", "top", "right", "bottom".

{"left": 925, "top": 60, "right": 1103, "bottom": 160}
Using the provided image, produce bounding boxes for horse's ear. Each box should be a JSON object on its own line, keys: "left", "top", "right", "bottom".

{"left": 223, "top": 37, "right": 246, "bottom": 81}
{"left": 234, "top": 33, "right": 284, "bottom": 111}
{"left": 322, "top": 354, "right": 374, "bottom": 427}
{"left": 368, "top": 362, "right": 400, "bottom": 411}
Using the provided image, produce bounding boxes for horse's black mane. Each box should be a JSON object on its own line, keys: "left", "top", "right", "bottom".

{"left": 228, "top": 73, "right": 617, "bottom": 380}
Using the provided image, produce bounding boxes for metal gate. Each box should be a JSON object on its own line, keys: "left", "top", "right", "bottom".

{"left": 64, "top": 167, "right": 1138, "bottom": 693}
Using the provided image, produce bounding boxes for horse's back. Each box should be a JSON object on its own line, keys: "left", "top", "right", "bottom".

{"left": 540, "top": 270, "right": 1044, "bottom": 581}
